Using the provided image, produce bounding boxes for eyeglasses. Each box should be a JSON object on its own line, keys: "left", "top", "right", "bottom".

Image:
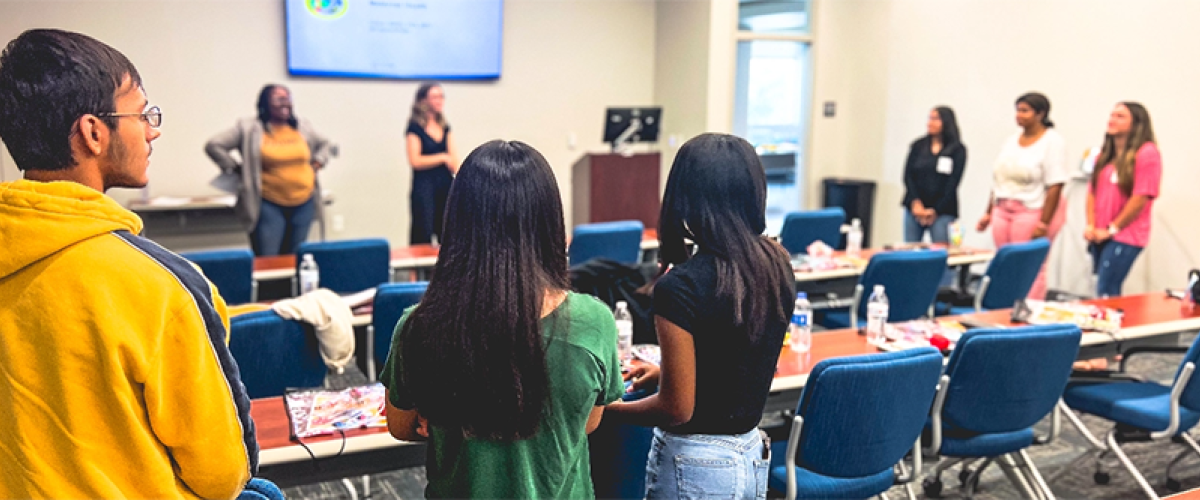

{"left": 97, "top": 105, "right": 162, "bottom": 128}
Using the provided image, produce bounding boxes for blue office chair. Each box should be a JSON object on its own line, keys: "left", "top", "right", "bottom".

{"left": 182, "top": 249, "right": 256, "bottom": 305}
{"left": 943, "top": 239, "right": 1050, "bottom": 315}
{"left": 569, "top": 220, "right": 644, "bottom": 267}
{"left": 1061, "top": 334, "right": 1200, "bottom": 499}
{"left": 769, "top": 348, "right": 944, "bottom": 500}
{"left": 822, "top": 250, "right": 948, "bottom": 329}
{"left": 779, "top": 207, "right": 846, "bottom": 255}
{"left": 922, "top": 324, "right": 1081, "bottom": 500}
{"left": 369, "top": 282, "right": 428, "bottom": 381}
{"left": 295, "top": 238, "right": 391, "bottom": 295}
{"left": 228, "top": 310, "right": 326, "bottom": 399}
{"left": 589, "top": 388, "right": 655, "bottom": 499}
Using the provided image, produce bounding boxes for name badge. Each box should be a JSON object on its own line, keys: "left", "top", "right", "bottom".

{"left": 1111, "top": 169, "right": 1119, "bottom": 184}
{"left": 936, "top": 157, "right": 953, "bottom": 175}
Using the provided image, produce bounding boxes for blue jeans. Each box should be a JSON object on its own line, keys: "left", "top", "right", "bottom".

{"left": 1091, "top": 240, "right": 1143, "bottom": 298}
{"left": 645, "top": 427, "right": 769, "bottom": 500}
{"left": 252, "top": 195, "right": 318, "bottom": 256}
{"left": 904, "top": 210, "right": 955, "bottom": 244}
{"left": 905, "top": 211, "right": 957, "bottom": 286}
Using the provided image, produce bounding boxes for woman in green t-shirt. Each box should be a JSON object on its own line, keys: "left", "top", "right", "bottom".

{"left": 380, "top": 140, "right": 623, "bottom": 499}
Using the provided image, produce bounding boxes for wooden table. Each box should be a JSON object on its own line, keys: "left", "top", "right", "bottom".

{"left": 252, "top": 396, "right": 425, "bottom": 486}
{"left": 770, "top": 293, "right": 1200, "bottom": 392}
{"left": 793, "top": 246, "right": 993, "bottom": 283}
{"left": 252, "top": 229, "right": 660, "bottom": 282}
{"left": 253, "top": 292, "right": 1198, "bottom": 486}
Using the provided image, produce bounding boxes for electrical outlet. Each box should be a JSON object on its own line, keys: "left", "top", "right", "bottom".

{"left": 332, "top": 215, "right": 345, "bottom": 233}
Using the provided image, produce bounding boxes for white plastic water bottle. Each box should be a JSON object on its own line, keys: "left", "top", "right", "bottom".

{"left": 866, "top": 284, "right": 889, "bottom": 346}
{"left": 299, "top": 254, "right": 320, "bottom": 295}
{"left": 847, "top": 218, "right": 864, "bottom": 257}
{"left": 614, "top": 301, "right": 634, "bottom": 366}
{"left": 789, "top": 292, "right": 813, "bottom": 353}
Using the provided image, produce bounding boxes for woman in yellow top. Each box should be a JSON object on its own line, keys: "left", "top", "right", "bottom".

{"left": 206, "top": 84, "right": 335, "bottom": 256}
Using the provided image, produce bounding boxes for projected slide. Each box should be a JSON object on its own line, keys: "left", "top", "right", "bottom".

{"left": 287, "top": 0, "right": 504, "bottom": 80}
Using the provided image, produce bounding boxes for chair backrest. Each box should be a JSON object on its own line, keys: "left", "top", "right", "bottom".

{"left": 569, "top": 220, "right": 644, "bottom": 266}
{"left": 590, "top": 389, "right": 655, "bottom": 499}
{"left": 372, "top": 282, "right": 429, "bottom": 377}
{"left": 229, "top": 310, "right": 326, "bottom": 399}
{"left": 1176, "top": 332, "right": 1200, "bottom": 411}
{"left": 857, "top": 250, "right": 948, "bottom": 322}
{"left": 793, "top": 347, "right": 943, "bottom": 478}
{"left": 941, "top": 324, "right": 1081, "bottom": 433}
{"left": 295, "top": 238, "right": 391, "bottom": 294}
{"left": 779, "top": 207, "right": 846, "bottom": 255}
{"left": 182, "top": 249, "right": 255, "bottom": 305}
{"left": 980, "top": 239, "right": 1051, "bottom": 310}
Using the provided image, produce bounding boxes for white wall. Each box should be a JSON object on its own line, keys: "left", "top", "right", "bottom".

{"left": 653, "top": 0, "right": 738, "bottom": 183}
{"left": 809, "top": 0, "right": 1200, "bottom": 294}
{"left": 0, "top": 0, "right": 656, "bottom": 246}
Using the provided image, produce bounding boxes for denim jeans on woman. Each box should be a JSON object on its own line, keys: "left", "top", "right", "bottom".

{"left": 644, "top": 427, "right": 769, "bottom": 500}
{"left": 904, "top": 210, "right": 956, "bottom": 244}
{"left": 251, "top": 194, "right": 317, "bottom": 256}
{"left": 1090, "top": 239, "right": 1143, "bottom": 298}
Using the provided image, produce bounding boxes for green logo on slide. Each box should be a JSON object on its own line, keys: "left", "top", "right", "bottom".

{"left": 306, "top": 0, "right": 348, "bottom": 20}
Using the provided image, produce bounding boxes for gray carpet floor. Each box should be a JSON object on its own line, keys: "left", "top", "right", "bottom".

{"left": 283, "top": 333, "right": 1200, "bottom": 500}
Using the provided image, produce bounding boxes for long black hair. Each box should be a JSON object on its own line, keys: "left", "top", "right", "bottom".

{"left": 658, "top": 133, "right": 794, "bottom": 339}
{"left": 932, "top": 105, "right": 962, "bottom": 154}
{"left": 1016, "top": 92, "right": 1054, "bottom": 128}
{"left": 256, "top": 84, "right": 297, "bottom": 130}
{"left": 401, "top": 140, "right": 568, "bottom": 440}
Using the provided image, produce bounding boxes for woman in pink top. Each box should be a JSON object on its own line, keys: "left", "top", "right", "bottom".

{"left": 1086, "top": 102, "right": 1161, "bottom": 297}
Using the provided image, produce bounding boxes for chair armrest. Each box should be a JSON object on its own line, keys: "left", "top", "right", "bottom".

{"left": 849, "top": 284, "right": 864, "bottom": 328}
{"left": 785, "top": 415, "right": 804, "bottom": 500}
{"left": 1119, "top": 346, "right": 1190, "bottom": 373}
{"left": 973, "top": 275, "right": 991, "bottom": 312}
{"left": 1033, "top": 399, "right": 1062, "bottom": 445}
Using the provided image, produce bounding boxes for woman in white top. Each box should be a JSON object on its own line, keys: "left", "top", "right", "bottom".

{"left": 976, "top": 92, "right": 1068, "bottom": 299}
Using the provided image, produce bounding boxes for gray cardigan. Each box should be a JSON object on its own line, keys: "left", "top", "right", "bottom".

{"left": 204, "top": 117, "right": 335, "bottom": 230}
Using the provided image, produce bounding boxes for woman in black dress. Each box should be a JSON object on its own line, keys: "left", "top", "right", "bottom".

{"left": 406, "top": 82, "right": 459, "bottom": 244}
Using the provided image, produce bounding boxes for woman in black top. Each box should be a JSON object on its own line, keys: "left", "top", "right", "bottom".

{"left": 607, "top": 133, "right": 795, "bottom": 499}
{"left": 405, "top": 82, "right": 459, "bottom": 245}
{"left": 902, "top": 106, "right": 967, "bottom": 243}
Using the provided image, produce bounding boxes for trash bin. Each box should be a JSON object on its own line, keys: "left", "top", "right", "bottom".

{"left": 822, "top": 178, "right": 876, "bottom": 249}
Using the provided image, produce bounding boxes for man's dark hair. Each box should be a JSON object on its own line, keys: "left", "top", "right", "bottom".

{"left": 0, "top": 29, "right": 142, "bottom": 171}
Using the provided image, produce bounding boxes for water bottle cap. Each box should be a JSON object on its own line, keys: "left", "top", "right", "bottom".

{"left": 616, "top": 301, "right": 628, "bottom": 310}
{"left": 303, "top": 253, "right": 315, "bottom": 262}
{"left": 852, "top": 218, "right": 861, "bottom": 228}
{"left": 874, "top": 284, "right": 885, "bottom": 292}
{"left": 796, "top": 292, "right": 807, "bottom": 299}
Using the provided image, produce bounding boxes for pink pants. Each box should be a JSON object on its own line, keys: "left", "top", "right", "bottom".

{"left": 991, "top": 199, "right": 1066, "bottom": 300}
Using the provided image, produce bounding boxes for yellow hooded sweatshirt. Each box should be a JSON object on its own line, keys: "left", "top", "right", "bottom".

{"left": 0, "top": 180, "right": 255, "bottom": 499}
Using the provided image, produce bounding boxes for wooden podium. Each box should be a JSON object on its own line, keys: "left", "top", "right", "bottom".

{"left": 571, "top": 152, "right": 661, "bottom": 229}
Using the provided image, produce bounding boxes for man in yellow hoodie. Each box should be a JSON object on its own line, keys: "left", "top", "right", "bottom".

{"left": 0, "top": 30, "right": 259, "bottom": 498}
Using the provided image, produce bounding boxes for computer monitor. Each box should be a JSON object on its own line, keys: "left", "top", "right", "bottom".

{"left": 603, "top": 107, "right": 662, "bottom": 151}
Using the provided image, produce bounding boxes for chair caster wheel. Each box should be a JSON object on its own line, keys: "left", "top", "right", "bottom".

{"left": 1094, "top": 472, "right": 1111, "bottom": 485}
{"left": 1166, "top": 478, "right": 1183, "bottom": 492}
{"left": 959, "top": 469, "right": 973, "bottom": 483}
{"left": 922, "top": 478, "right": 943, "bottom": 498}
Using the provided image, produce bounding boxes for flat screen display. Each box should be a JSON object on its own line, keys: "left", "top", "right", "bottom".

{"left": 286, "top": 0, "right": 504, "bottom": 80}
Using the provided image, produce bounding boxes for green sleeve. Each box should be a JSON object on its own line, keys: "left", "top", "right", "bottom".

{"left": 380, "top": 307, "right": 418, "bottom": 410}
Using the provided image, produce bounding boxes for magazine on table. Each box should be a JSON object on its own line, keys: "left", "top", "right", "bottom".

{"left": 284, "top": 383, "right": 388, "bottom": 439}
